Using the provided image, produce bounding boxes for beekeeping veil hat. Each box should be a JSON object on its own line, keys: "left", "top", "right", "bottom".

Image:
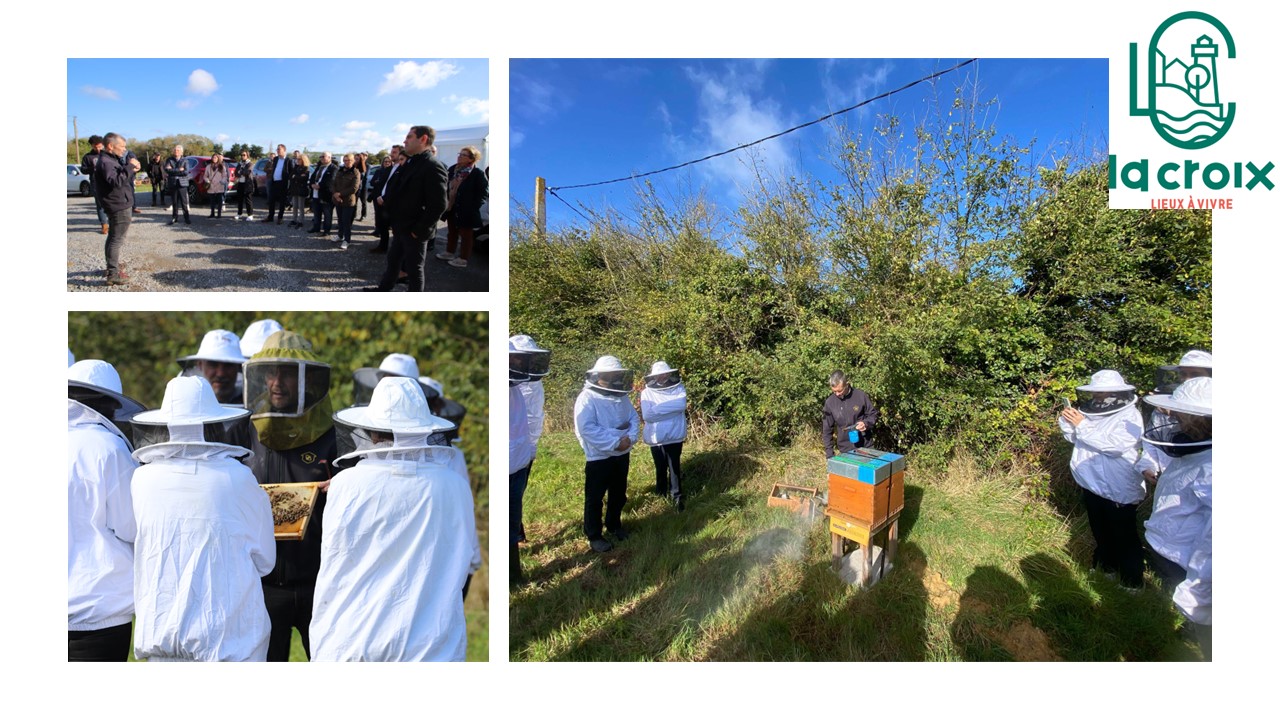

{"left": 1154, "top": 350, "right": 1214, "bottom": 394}
{"left": 509, "top": 335, "right": 550, "bottom": 380}
{"left": 177, "top": 329, "right": 248, "bottom": 369}
{"left": 244, "top": 330, "right": 333, "bottom": 450}
{"left": 352, "top": 353, "right": 441, "bottom": 406}
{"left": 69, "top": 359, "right": 146, "bottom": 447}
{"left": 332, "top": 376, "right": 458, "bottom": 469}
{"left": 240, "top": 319, "right": 284, "bottom": 358}
{"left": 420, "top": 375, "right": 467, "bottom": 440}
{"left": 1074, "top": 370, "right": 1136, "bottom": 416}
{"left": 644, "top": 360, "right": 682, "bottom": 389}
{"left": 129, "top": 376, "right": 253, "bottom": 460}
{"left": 176, "top": 329, "right": 248, "bottom": 405}
{"left": 1143, "top": 376, "right": 1212, "bottom": 456}
{"left": 585, "top": 355, "right": 633, "bottom": 394}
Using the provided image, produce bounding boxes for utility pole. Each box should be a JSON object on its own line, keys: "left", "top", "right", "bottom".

{"left": 534, "top": 176, "right": 546, "bottom": 240}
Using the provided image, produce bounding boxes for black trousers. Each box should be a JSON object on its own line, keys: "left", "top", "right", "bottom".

{"left": 373, "top": 202, "right": 389, "bottom": 250}
{"left": 68, "top": 621, "right": 132, "bottom": 661}
{"left": 171, "top": 185, "right": 190, "bottom": 221}
{"left": 584, "top": 453, "right": 629, "bottom": 540}
{"left": 262, "top": 581, "right": 314, "bottom": 662}
{"left": 650, "top": 442, "right": 684, "bottom": 500}
{"left": 309, "top": 198, "right": 333, "bottom": 232}
{"left": 209, "top": 193, "right": 225, "bottom": 217}
{"left": 376, "top": 227, "right": 427, "bottom": 291}
{"left": 267, "top": 180, "right": 288, "bottom": 219}
{"left": 1079, "top": 486, "right": 1144, "bottom": 587}
{"left": 104, "top": 208, "right": 132, "bottom": 278}
{"left": 237, "top": 188, "right": 254, "bottom": 216}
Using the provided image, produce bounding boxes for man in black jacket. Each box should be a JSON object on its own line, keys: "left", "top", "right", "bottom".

{"left": 307, "top": 152, "right": 337, "bottom": 236}
{"left": 80, "top": 135, "right": 108, "bottom": 234}
{"left": 373, "top": 126, "right": 447, "bottom": 292}
{"left": 164, "top": 145, "right": 192, "bottom": 225}
{"left": 265, "top": 144, "right": 293, "bottom": 225}
{"left": 822, "top": 370, "right": 879, "bottom": 458}
{"left": 93, "top": 133, "right": 140, "bottom": 286}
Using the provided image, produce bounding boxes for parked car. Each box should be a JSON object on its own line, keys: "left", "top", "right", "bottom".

{"left": 67, "top": 164, "right": 91, "bottom": 196}
{"left": 253, "top": 158, "right": 270, "bottom": 196}
{"left": 168, "top": 156, "right": 238, "bottom": 205}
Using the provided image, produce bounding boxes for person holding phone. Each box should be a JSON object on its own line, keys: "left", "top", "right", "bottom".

{"left": 822, "top": 370, "right": 878, "bottom": 458}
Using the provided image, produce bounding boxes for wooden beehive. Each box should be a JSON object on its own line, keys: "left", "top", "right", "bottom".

{"left": 768, "top": 483, "right": 818, "bottom": 519}
{"left": 827, "top": 451, "right": 907, "bottom": 527}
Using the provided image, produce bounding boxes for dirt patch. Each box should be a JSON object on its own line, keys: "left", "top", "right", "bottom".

{"left": 997, "top": 620, "right": 1062, "bottom": 661}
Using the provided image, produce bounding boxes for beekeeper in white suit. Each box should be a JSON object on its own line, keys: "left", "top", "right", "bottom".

{"left": 1059, "top": 369, "right": 1146, "bottom": 589}
{"left": 641, "top": 361, "right": 688, "bottom": 513}
{"left": 310, "top": 376, "right": 480, "bottom": 661}
{"left": 574, "top": 355, "right": 639, "bottom": 554}
{"left": 508, "top": 339, "right": 543, "bottom": 584}
{"left": 1138, "top": 350, "right": 1212, "bottom": 482}
{"left": 68, "top": 360, "right": 143, "bottom": 661}
{"left": 1142, "top": 376, "right": 1212, "bottom": 660}
{"left": 129, "top": 376, "right": 275, "bottom": 662}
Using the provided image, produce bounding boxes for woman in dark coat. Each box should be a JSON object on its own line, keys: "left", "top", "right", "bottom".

{"left": 436, "top": 146, "right": 487, "bottom": 269}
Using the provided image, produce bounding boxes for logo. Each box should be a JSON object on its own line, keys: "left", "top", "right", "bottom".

{"left": 301, "top": 451, "right": 317, "bottom": 464}
{"left": 1129, "top": 11, "right": 1235, "bottom": 150}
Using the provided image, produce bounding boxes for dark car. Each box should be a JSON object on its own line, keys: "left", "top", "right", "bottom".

{"left": 252, "top": 157, "right": 272, "bottom": 196}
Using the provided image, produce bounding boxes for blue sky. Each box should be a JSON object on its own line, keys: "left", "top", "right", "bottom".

{"left": 68, "top": 58, "right": 488, "bottom": 153}
{"left": 511, "top": 59, "right": 1108, "bottom": 228}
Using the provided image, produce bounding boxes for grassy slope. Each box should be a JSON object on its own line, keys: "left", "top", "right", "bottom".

{"left": 511, "top": 430, "right": 1203, "bottom": 661}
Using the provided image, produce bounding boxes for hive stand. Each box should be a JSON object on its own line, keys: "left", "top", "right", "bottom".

{"left": 826, "top": 508, "right": 900, "bottom": 587}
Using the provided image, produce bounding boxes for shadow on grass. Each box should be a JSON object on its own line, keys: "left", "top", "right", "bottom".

{"left": 510, "top": 447, "right": 762, "bottom": 660}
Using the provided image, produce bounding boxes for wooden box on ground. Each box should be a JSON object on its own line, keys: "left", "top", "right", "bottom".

{"left": 767, "top": 483, "right": 818, "bottom": 520}
{"left": 261, "top": 482, "right": 321, "bottom": 541}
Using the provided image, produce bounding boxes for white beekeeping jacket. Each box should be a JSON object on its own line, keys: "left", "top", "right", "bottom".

{"left": 310, "top": 448, "right": 477, "bottom": 661}
{"left": 1145, "top": 449, "right": 1212, "bottom": 624}
{"left": 519, "top": 379, "right": 546, "bottom": 454}
{"left": 131, "top": 444, "right": 275, "bottom": 661}
{"left": 641, "top": 383, "right": 688, "bottom": 446}
{"left": 509, "top": 385, "right": 534, "bottom": 473}
{"left": 1135, "top": 439, "right": 1172, "bottom": 478}
{"left": 68, "top": 400, "right": 139, "bottom": 631}
{"left": 1058, "top": 404, "right": 1146, "bottom": 505}
{"left": 574, "top": 385, "right": 639, "bottom": 461}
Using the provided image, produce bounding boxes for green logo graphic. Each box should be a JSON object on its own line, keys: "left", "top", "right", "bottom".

{"left": 1130, "top": 11, "right": 1236, "bottom": 150}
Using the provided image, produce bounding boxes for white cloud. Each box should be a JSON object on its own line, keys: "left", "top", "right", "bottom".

{"left": 176, "top": 99, "right": 197, "bottom": 110}
{"left": 453, "top": 97, "right": 489, "bottom": 120}
{"left": 377, "top": 60, "right": 460, "bottom": 95}
{"left": 81, "top": 85, "right": 119, "bottom": 101}
{"left": 290, "top": 114, "right": 309, "bottom": 124}
{"left": 215, "top": 133, "right": 231, "bottom": 142}
{"left": 393, "top": 123, "right": 411, "bottom": 134}
{"left": 186, "top": 69, "right": 219, "bottom": 96}
{"left": 512, "top": 130, "right": 525, "bottom": 149}
{"left": 344, "top": 120, "right": 374, "bottom": 130}
{"left": 673, "top": 65, "right": 795, "bottom": 191}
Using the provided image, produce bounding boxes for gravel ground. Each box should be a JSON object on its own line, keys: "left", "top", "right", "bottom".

{"left": 67, "top": 195, "right": 489, "bottom": 292}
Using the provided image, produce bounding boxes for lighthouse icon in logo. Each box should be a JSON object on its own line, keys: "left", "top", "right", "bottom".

{"left": 1130, "top": 11, "right": 1236, "bottom": 150}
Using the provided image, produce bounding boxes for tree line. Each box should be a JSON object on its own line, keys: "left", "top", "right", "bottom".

{"left": 67, "top": 134, "right": 391, "bottom": 167}
{"left": 510, "top": 82, "right": 1211, "bottom": 480}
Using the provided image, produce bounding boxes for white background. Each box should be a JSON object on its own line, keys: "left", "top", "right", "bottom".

{"left": 9, "top": 0, "right": 1273, "bottom": 714}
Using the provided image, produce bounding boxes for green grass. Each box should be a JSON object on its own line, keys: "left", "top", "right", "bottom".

{"left": 511, "top": 429, "right": 1203, "bottom": 661}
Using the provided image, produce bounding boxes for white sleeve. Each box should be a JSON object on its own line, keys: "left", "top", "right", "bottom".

{"left": 574, "top": 395, "right": 621, "bottom": 454}
{"left": 1173, "top": 516, "right": 1212, "bottom": 625}
{"left": 104, "top": 440, "right": 139, "bottom": 543}
{"left": 246, "top": 478, "right": 277, "bottom": 577}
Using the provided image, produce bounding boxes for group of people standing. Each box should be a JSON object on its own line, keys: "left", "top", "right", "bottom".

{"left": 1059, "top": 350, "right": 1213, "bottom": 659}
{"left": 68, "top": 322, "right": 481, "bottom": 661}
{"left": 78, "top": 126, "right": 487, "bottom": 291}
{"left": 508, "top": 338, "right": 689, "bottom": 584}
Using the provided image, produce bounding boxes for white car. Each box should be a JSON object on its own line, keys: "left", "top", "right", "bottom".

{"left": 67, "top": 164, "right": 92, "bottom": 196}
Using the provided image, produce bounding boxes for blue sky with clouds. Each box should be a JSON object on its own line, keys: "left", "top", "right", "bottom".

{"left": 511, "top": 58, "right": 1107, "bottom": 228}
{"left": 68, "top": 58, "right": 488, "bottom": 153}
